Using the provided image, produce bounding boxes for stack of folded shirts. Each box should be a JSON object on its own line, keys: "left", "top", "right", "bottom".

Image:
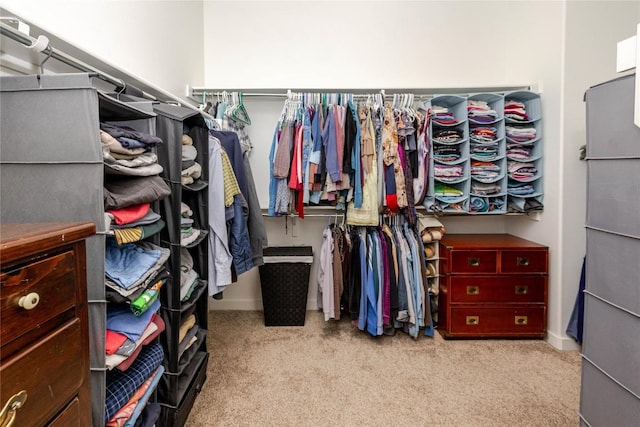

{"left": 434, "top": 183, "right": 464, "bottom": 197}
{"left": 471, "top": 161, "right": 501, "bottom": 182}
{"left": 468, "top": 100, "right": 498, "bottom": 123}
{"left": 433, "top": 145, "right": 461, "bottom": 163}
{"left": 180, "top": 247, "right": 200, "bottom": 302}
{"left": 104, "top": 238, "right": 170, "bottom": 301}
{"left": 472, "top": 182, "right": 501, "bottom": 195}
{"left": 470, "top": 125, "right": 497, "bottom": 143}
{"left": 431, "top": 106, "right": 458, "bottom": 125}
{"left": 178, "top": 314, "right": 200, "bottom": 360}
{"left": 507, "top": 144, "right": 533, "bottom": 161}
{"left": 505, "top": 99, "right": 529, "bottom": 121}
{"left": 507, "top": 182, "right": 536, "bottom": 196}
{"left": 508, "top": 161, "right": 538, "bottom": 181}
{"left": 434, "top": 164, "right": 464, "bottom": 182}
{"left": 470, "top": 142, "right": 499, "bottom": 160}
{"left": 432, "top": 128, "right": 464, "bottom": 143}
{"left": 506, "top": 125, "right": 537, "bottom": 143}
{"left": 105, "top": 342, "right": 164, "bottom": 423}
{"left": 182, "top": 134, "right": 203, "bottom": 186}
{"left": 180, "top": 202, "right": 201, "bottom": 246}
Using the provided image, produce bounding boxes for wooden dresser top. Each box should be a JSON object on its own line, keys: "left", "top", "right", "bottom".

{"left": 1, "top": 222, "right": 96, "bottom": 262}
{"left": 440, "top": 234, "right": 547, "bottom": 250}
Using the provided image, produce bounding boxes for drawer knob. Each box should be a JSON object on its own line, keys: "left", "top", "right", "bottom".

{"left": 466, "top": 286, "right": 480, "bottom": 295}
{"left": 466, "top": 316, "right": 479, "bottom": 325}
{"left": 18, "top": 293, "right": 40, "bottom": 310}
{"left": 0, "top": 390, "right": 28, "bottom": 427}
{"left": 467, "top": 257, "right": 480, "bottom": 267}
{"left": 517, "top": 257, "right": 530, "bottom": 267}
{"left": 515, "top": 316, "right": 528, "bottom": 325}
{"left": 515, "top": 286, "right": 529, "bottom": 295}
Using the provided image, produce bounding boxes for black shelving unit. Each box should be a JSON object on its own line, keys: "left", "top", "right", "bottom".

{"left": 153, "top": 103, "right": 210, "bottom": 426}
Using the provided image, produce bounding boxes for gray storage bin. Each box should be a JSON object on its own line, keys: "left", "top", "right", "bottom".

{"left": 586, "top": 228, "right": 640, "bottom": 314}
{"left": 585, "top": 75, "right": 640, "bottom": 159}
{"left": 580, "top": 357, "right": 640, "bottom": 426}
{"left": 586, "top": 159, "right": 640, "bottom": 238}
{"left": 259, "top": 247, "right": 313, "bottom": 326}
{"left": 582, "top": 293, "right": 640, "bottom": 396}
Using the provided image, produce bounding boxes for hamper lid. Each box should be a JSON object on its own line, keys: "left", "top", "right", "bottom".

{"left": 262, "top": 246, "right": 313, "bottom": 263}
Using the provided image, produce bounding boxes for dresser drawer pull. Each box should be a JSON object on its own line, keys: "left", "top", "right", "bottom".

{"left": 466, "top": 286, "right": 480, "bottom": 295}
{"left": 0, "top": 390, "right": 28, "bottom": 427}
{"left": 516, "top": 257, "right": 530, "bottom": 267}
{"left": 515, "top": 286, "right": 529, "bottom": 295}
{"left": 466, "top": 316, "right": 479, "bottom": 325}
{"left": 467, "top": 257, "right": 480, "bottom": 267}
{"left": 17, "top": 292, "right": 40, "bottom": 310}
{"left": 515, "top": 316, "right": 528, "bottom": 325}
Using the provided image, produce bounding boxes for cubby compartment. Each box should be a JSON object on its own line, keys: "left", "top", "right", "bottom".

{"left": 507, "top": 175, "right": 543, "bottom": 197}
{"left": 431, "top": 95, "right": 468, "bottom": 126}
{"left": 507, "top": 157, "right": 542, "bottom": 183}
{"left": 433, "top": 161, "right": 469, "bottom": 184}
{"left": 471, "top": 175, "right": 506, "bottom": 197}
{"left": 469, "top": 195, "right": 507, "bottom": 214}
{"left": 470, "top": 157, "right": 506, "bottom": 184}
{"left": 467, "top": 93, "right": 504, "bottom": 124}
{"left": 504, "top": 90, "right": 542, "bottom": 123}
{"left": 506, "top": 139, "right": 543, "bottom": 162}
{"left": 432, "top": 141, "right": 468, "bottom": 165}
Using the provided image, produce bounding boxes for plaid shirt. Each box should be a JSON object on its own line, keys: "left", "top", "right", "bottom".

{"left": 105, "top": 342, "right": 164, "bottom": 421}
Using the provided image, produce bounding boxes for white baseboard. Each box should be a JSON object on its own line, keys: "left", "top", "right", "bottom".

{"left": 546, "top": 330, "right": 582, "bottom": 351}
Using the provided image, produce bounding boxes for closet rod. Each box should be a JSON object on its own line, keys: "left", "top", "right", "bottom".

{"left": 0, "top": 20, "right": 155, "bottom": 99}
{"left": 190, "top": 85, "right": 532, "bottom": 100}
{"left": 0, "top": 19, "right": 216, "bottom": 122}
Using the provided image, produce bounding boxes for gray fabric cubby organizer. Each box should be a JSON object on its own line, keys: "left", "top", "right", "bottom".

{"left": 152, "top": 103, "right": 210, "bottom": 426}
{"left": 423, "top": 90, "right": 543, "bottom": 214}
{"left": 0, "top": 73, "right": 157, "bottom": 426}
{"left": 582, "top": 73, "right": 640, "bottom": 426}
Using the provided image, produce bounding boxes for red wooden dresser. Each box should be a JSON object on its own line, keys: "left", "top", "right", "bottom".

{"left": 438, "top": 234, "right": 548, "bottom": 339}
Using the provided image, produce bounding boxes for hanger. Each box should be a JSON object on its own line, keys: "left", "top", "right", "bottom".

{"left": 231, "top": 92, "right": 252, "bottom": 125}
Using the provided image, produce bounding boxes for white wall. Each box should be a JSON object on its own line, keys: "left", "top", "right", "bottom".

{"left": 0, "top": 0, "right": 204, "bottom": 96}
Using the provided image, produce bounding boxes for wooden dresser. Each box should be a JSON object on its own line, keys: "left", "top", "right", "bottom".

{"left": 0, "top": 222, "right": 95, "bottom": 426}
{"left": 438, "top": 234, "right": 548, "bottom": 339}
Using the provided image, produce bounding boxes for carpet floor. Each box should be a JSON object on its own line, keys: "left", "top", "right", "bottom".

{"left": 185, "top": 310, "right": 581, "bottom": 427}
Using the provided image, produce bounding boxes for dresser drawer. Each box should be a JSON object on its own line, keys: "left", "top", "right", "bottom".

{"left": 1, "top": 250, "right": 78, "bottom": 348}
{"left": 450, "top": 276, "right": 546, "bottom": 303}
{"left": 450, "top": 250, "right": 497, "bottom": 274}
{"left": 49, "top": 398, "right": 80, "bottom": 427}
{"left": 501, "top": 250, "right": 547, "bottom": 273}
{"left": 0, "top": 319, "right": 84, "bottom": 427}
{"left": 448, "top": 306, "right": 546, "bottom": 337}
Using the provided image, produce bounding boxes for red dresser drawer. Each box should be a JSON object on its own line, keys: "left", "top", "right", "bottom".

{"left": 0, "top": 250, "right": 78, "bottom": 351}
{"left": 501, "top": 250, "right": 547, "bottom": 273}
{"left": 447, "top": 306, "right": 546, "bottom": 338}
{"left": 450, "top": 276, "right": 546, "bottom": 303}
{"left": 450, "top": 250, "right": 497, "bottom": 273}
{"left": 0, "top": 319, "right": 84, "bottom": 427}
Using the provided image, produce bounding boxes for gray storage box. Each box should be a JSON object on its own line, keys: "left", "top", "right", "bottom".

{"left": 586, "top": 159, "right": 640, "bottom": 238}
{"left": 585, "top": 74, "right": 640, "bottom": 159}
{"left": 586, "top": 229, "right": 640, "bottom": 314}
{"left": 582, "top": 293, "right": 640, "bottom": 396}
{"left": 579, "top": 357, "right": 640, "bottom": 426}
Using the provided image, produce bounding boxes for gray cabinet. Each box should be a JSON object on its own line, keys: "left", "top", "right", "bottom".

{"left": 582, "top": 74, "right": 640, "bottom": 426}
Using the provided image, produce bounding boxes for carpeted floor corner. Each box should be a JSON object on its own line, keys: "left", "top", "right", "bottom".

{"left": 185, "top": 310, "right": 581, "bottom": 427}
